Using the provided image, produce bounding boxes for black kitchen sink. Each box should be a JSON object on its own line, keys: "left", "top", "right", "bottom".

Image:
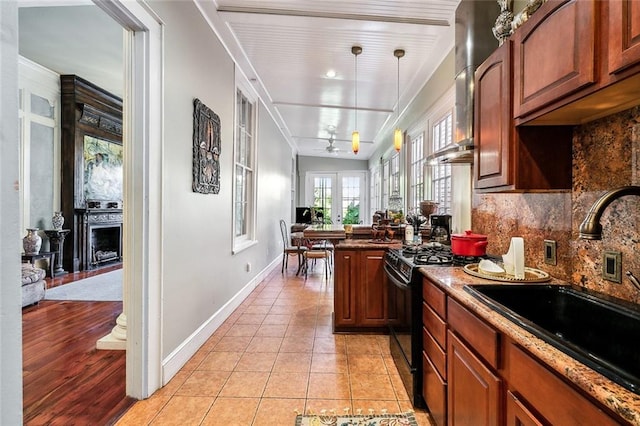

{"left": 464, "top": 284, "right": 640, "bottom": 394}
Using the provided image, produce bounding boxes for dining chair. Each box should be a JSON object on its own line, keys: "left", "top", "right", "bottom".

{"left": 311, "top": 239, "right": 334, "bottom": 269}
{"left": 303, "top": 247, "right": 331, "bottom": 280}
{"left": 280, "top": 219, "right": 307, "bottom": 274}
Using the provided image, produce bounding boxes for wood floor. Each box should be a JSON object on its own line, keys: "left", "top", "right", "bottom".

{"left": 22, "top": 265, "right": 134, "bottom": 425}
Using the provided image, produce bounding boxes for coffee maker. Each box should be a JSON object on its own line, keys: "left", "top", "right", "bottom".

{"left": 430, "top": 214, "right": 452, "bottom": 243}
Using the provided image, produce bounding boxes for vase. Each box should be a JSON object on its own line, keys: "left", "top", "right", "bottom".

{"left": 52, "top": 211, "right": 64, "bottom": 230}
{"left": 23, "top": 228, "right": 42, "bottom": 254}
{"left": 493, "top": 0, "right": 514, "bottom": 45}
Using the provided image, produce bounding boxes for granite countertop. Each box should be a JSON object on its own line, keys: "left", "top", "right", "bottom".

{"left": 303, "top": 224, "right": 346, "bottom": 240}
{"left": 335, "top": 239, "right": 402, "bottom": 249}
{"left": 420, "top": 266, "right": 640, "bottom": 425}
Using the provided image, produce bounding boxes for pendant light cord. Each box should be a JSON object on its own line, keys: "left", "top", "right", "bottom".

{"left": 397, "top": 54, "right": 400, "bottom": 125}
{"left": 355, "top": 51, "right": 358, "bottom": 130}
{"left": 394, "top": 49, "right": 405, "bottom": 127}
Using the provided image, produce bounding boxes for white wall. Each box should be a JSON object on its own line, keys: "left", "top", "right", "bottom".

{"left": 148, "top": 1, "right": 292, "bottom": 362}
{"left": 0, "top": 1, "right": 24, "bottom": 424}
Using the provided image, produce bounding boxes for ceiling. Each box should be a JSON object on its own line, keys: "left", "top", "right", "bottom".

{"left": 18, "top": 2, "right": 123, "bottom": 98}
{"left": 17, "top": 0, "right": 461, "bottom": 160}
{"left": 214, "top": 0, "right": 460, "bottom": 159}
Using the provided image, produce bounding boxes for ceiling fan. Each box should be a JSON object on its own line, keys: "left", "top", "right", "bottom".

{"left": 325, "top": 135, "right": 340, "bottom": 153}
{"left": 313, "top": 133, "right": 341, "bottom": 154}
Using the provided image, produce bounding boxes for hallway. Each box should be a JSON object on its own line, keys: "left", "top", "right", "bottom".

{"left": 116, "top": 262, "right": 432, "bottom": 425}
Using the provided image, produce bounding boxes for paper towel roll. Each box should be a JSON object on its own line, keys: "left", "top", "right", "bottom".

{"left": 502, "top": 237, "right": 525, "bottom": 279}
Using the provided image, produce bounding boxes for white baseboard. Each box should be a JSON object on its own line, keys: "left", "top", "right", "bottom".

{"left": 161, "top": 257, "right": 280, "bottom": 384}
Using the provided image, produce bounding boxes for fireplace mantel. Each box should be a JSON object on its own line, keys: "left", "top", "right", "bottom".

{"left": 60, "top": 75, "right": 123, "bottom": 272}
{"left": 76, "top": 208, "right": 123, "bottom": 270}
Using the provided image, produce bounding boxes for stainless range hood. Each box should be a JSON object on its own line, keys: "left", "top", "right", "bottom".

{"left": 427, "top": 0, "right": 498, "bottom": 164}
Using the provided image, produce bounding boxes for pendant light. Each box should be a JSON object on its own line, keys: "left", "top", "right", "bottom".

{"left": 394, "top": 49, "right": 405, "bottom": 152}
{"left": 351, "top": 45, "right": 362, "bottom": 154}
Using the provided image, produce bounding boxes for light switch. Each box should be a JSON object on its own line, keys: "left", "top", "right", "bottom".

{"left": 543, "top": 240, "right": 557, "bottom": 265}
{"left": 602, "top": 251, "right": 621, "bottom": 283}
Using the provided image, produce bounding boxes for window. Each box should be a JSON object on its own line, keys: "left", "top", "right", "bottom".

{"left": 390, "top": 152, "right": 400, "bottom": 194}
{"left": 18, "top": 58, "right": 60, "bottom": 234}
{"left": 370, "top": 163, "right": 380, "bottom": 218}
{"left": 381, "top": 159, "right": 390, "bottom": 209}
{"left": 431, "top": 113, "right": 452, "bottom": 215}
{"left": 233, "top": 85, "right": 257, "bottom": 252}
{"left": 408, "top": 133, "right": 425, "bottom": 211}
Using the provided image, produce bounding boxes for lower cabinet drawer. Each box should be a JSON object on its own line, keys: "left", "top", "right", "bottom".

{"left": 448, "top": 297, "right": 499, "bottom": 369}
{"left": 423, "top": 350, "right": 447, "bottom": 426}
{"left": 423, "top": 326, "right": 446, "bottom": 379}
{"left": 507, "top": 343, "right": 619, "bottom": 425}
{"left": 423, "top": 301, "right": 447, "bottom": 349}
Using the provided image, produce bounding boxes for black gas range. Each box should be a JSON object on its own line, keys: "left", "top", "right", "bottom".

{"left": 384, "top": 243, "right": 488, "bottom": 408}
{"left": 385, "top": 243, "right": 484, "bottom": 283}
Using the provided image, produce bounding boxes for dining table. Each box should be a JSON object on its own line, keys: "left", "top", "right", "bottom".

{"left": 291, "top": 224, "right": 347, "bottom": 275}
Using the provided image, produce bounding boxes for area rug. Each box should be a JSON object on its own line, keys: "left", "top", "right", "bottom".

{"left": 45, "top": 269, "right": 122, "bottom": 302}
{"left": 295, "top": 411, "right": 418, "bottom": 426}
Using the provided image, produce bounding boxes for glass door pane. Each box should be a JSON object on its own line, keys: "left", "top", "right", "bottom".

{"left": 307, "top": 172, "right": 366, "bottom": 224}
{"left": 340, "top": 175, "right": 361, "bottom": 224}
{"left": 311, "top": 175, "right": 333, "bottom": 224}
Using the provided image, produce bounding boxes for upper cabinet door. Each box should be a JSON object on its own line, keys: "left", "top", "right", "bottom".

{"left": 608, "top": 0, "right": 640, "bottom": 75}
{"left": 513, "top": 0, "right": 598, "bottom": 118}
{"left": 474, "top": 42, "right": 513, "bottom": 190}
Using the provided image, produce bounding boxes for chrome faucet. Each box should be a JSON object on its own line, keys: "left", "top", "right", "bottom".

{"left": 578, "top": 185, "right": 640, "bottom": 240}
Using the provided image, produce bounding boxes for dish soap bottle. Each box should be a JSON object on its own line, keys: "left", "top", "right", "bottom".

{"left": 405, "top": 223, "right": 414, "bottom": 244}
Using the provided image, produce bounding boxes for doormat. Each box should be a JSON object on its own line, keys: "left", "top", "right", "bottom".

{"left": 295, "top": 410, "right": 417, "bottom": 426}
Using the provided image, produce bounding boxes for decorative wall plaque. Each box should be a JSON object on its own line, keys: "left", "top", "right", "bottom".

{"left": 192, "top": 98, "right": 221, "bottom": 194}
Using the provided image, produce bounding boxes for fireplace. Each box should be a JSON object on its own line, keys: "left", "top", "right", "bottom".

{"left": 78, "top": 208, "right": 123, "bottom": 270}
{"left": 91, "top": 225, "right": 121, "bottom": 265}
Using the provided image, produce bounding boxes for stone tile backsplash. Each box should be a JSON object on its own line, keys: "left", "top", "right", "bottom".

{"left": 472, "top": 105, "right": 640, "bottom": 303}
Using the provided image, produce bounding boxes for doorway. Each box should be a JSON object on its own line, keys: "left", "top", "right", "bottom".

{"left": 17, "top": 0, "right": 163, "bottom": 404}
{"left": 305, "top": 172, "right": 367, "bottom": 225}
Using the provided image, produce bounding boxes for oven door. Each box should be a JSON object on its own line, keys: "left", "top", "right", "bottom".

{"left": 385, "top": 263, "right": 411, "bottom": 332}
{"left": 385, "top": 260, "right": 425, "bottom": 408}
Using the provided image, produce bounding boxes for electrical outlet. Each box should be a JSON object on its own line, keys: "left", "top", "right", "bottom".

{"left": 543, "top": 240, "right": 557, "bottom": 265}
{"left": 602, "top": 251, "right": 621, "bottom": 283}
{"left": 245, "top": 262, "right": 252, "bottom": 272}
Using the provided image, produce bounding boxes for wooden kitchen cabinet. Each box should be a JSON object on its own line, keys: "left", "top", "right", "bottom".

{"left": 513, "top": 0, "right": 598, "bottom": 119}
{"left": 608, "top": 0, "right": 640, "bottom": 76}
{"left": 511, "top": 0, "right": 640, "bottom": 125}
{"left": 420, "top": 278, "right": 630, "bottom": 426}
{"left": 333, "top": 248, "right": 389, "bottom": 331}
{"left": 474, "top": 41, "right": 513, "bottom": 189}
{"left": 505, "top": 342, "right": 620, "bottom": 425}
{"left": 474, "top": 39, "right": 573, "bottom": 192}
{"left": 357, "top": 250, "right": 387, "bottom": 326}
{"left": 505, "top": 391, "right": 544, "bottom": 426}
{"left": 333, "top": 250, "right": 357, "bottom": 328}
{"left": 447, "top": 331, "right": 501, "bottom": 426}
{"left": 422, "top": 278, "right": 448, "bottom": 426}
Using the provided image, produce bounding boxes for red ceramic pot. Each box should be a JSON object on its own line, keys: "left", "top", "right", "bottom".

{"left": 451, "top": 230, "right": 488, "bottom": 257}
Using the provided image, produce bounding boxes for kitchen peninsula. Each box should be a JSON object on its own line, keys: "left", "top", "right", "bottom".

{"left": 332, "top": 235, "right": 401, "bottom": 332}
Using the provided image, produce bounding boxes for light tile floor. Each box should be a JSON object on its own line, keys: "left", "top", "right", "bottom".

{"left": 116, "top": 261, "right": 433, "bottom": 425}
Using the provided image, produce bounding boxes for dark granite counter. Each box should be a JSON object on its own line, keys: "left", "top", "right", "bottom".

{"left": 335, "top": 239, "right": 402, "bottom": 250}
{"left": 420, "top": 266, "right": 640, "bottom": 425}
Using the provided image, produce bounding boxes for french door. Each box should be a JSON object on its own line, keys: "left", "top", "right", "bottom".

{"left": 305, "top": 172, "right": 367, "bottom": 225}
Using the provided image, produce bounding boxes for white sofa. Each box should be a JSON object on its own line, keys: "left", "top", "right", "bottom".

{"left": 22, "top": 263, "right": 45, "bottom": 307}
